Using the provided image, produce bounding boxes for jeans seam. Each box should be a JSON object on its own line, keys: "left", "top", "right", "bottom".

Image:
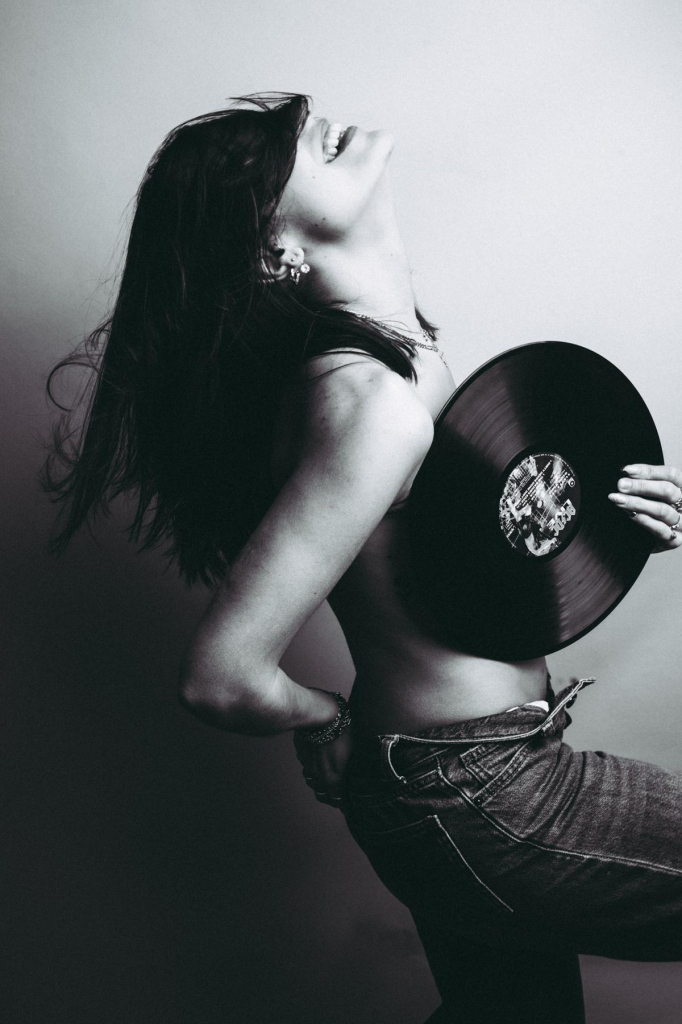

{"left": 437, "top": 747, "right": 532, "bottom": 807}
{"left": 472, "top": 742, "right": 534, "bottom": 805}
{"left": 446, "top": 774, "right": 682, "bottom": 879}
{"left": 463, "top": 762, "right": 491, "bottom": 784}
{"left": 431, "top": 815, "right": 515, "bottom": 914}
{"left": 460, "top": 743, "right": 488, "bottom": 768}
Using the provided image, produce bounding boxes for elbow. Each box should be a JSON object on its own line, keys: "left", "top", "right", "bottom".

{"left": 178, "top": 663, "right": 284, "bottom": 735}
{"left": 178, "top": 671, "right": 244, "bottom": 729}
{"left": 177, "top": 635, "right": 249, "bottom": 728}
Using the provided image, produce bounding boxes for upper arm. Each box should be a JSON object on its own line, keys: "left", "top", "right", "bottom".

{"left": 186, "top": 361, "right": 434, "bottom": 689}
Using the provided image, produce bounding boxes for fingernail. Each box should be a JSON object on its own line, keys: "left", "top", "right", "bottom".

{"left": 618, "top": 479, "right": 632, "bottom": 491}
{"left": 621, "top": 465, "right": 637, "bottom": 474}
{"left": 608, "top": 493, "right": 626, "bottom": 504}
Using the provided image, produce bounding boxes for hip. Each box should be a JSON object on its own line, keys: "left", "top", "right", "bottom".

{"left": 341, "top": 675, "right": 682, "bottom": 959}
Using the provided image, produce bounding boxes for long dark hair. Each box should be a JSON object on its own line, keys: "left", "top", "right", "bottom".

{"left": 40, "top": 93, "right": 437, "bottom": 587}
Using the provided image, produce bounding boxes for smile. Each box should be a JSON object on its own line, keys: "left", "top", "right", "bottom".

{"left": 323, "top": 122, "right": 350, "bottom": 162}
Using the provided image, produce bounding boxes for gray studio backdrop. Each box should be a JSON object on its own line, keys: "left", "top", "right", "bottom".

{"left": 2, "top": 1, "right": 682, "bottom": 1022}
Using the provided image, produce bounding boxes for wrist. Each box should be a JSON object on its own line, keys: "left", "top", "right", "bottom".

{"left": 294, "top": 689, "right": 352, "bottom": 745}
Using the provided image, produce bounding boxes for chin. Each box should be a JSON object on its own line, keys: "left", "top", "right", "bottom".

{"left": 368, "top": 128, "right": 395, "bottom": 159}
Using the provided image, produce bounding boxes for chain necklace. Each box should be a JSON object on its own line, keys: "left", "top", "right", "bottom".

{"left": 352, "top": 311, "right": 449, "bottom": 370}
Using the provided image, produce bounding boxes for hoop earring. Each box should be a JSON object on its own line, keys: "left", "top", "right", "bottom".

{"left": 290, "top": 263, "right": 310, "bottom": 285}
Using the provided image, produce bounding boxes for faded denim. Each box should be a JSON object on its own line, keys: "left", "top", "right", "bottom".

{"left": 341, "top": 677, "right": 682, "bottom": 1023}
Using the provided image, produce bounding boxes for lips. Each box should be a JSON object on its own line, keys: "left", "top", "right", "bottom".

{"left": 335, "top": 125, "right": 356, "bottom": 156}
{"left": 322, "top": 121, "right": 357, "bottom": 162}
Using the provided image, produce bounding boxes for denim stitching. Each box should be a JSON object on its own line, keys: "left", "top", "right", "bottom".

{"left": 381, "top": 735, "right": 406, "bottom": 783}
{"left": 469, "top": 741, "right": 534, "bottom": 806}
{"left": 431, "top": 814, "right": 514, "bottom": 914}
{"left": 459, "top": 744, "right": 489, "bottom": 768}
{"left": 357, "top": 812, "right": 515, "bottom": 914}
{"left": 457, "top": 741, "right": 529, "bottom": 786}
{"left": 437, "top": 766, "right": 682, "bottom": 878}
{"left": 383, "top": 678, "right": 593, "bottom": 749}
{"left": 462, "top": 760, "right": 492, "bottom": 785}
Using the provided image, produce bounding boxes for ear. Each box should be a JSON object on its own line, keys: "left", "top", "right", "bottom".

{"left": 260, "top": 244, "right": 307, "bottom": 283}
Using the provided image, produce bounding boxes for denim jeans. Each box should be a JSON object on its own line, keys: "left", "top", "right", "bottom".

{"left": 341, "top": 676, "right": 682, "bottom": 1024}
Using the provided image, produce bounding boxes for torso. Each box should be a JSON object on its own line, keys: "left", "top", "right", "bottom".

{"left": 271, "top": 345, "right": 548, "bottom": 734}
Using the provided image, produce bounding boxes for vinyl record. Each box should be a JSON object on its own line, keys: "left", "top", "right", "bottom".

{"left": 407, "top": 341, "right": 664, "bottom": 661}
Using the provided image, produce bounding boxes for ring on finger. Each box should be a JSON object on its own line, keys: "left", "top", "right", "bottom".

{"left": 670, "top": 527, "right": 678, "bottom": 543}
{"left": 672, "top": 495, "right": 682, "bottom": 514}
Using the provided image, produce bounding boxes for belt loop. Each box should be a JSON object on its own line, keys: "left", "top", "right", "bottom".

{"left": 567, "top": 676, "right": 597, "bottom": 707}
{"left": 541, "top": 675, "right": 596, "bottom": 734}
{"left": 380, "top": 735, "right": 407, "bottom": 783}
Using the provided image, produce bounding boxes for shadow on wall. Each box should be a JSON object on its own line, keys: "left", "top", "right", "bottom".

{"left": 1, "top": 421, "right": 440, "bottom": 1023}
{"left": 581, "top": 957, "right": 682, "bottom": 1024}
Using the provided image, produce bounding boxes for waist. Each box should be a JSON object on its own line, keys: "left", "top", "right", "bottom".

{"left": 347, "top": 657, "right": 550, "bottom": 735}
{"left": 346, "top": 675, "right": 596, "bottom": 783}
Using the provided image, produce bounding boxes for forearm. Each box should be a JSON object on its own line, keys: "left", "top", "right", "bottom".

{"left": 179, "top": 663, "right": 340, "bottom": 736}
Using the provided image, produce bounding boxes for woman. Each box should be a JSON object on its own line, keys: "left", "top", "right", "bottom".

{"left": 42, "top": 94, "right": 682, "bottom": 1022}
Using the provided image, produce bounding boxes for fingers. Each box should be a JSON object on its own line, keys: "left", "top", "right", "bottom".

{"left": 608, "top": 488, "right": 682, "bottom": 548}
{"left": 620, "top": 512, "right": 682, "bottom": 551}
{"left": 310, "top": 781, "right": 342, "bottom": 806}
{"left": 621, "top": 464, "right": 682, "bottom": 490}
{"left": 610, "top": 465, "right": 682, "bottom": 549}
{"left": 608, "top": 492, "right": 682, "bottom": 526}
{"left": 615, "top": 475, "right": 682, "bottom": 504}
{"left": 295, "top": 728, "right": 353, "bottom": 809}
{"left": 314, "top": 791, "right": 343, "bottom": 807}
{"left": 301, "top": 768, "right": 343, "bottom": 807}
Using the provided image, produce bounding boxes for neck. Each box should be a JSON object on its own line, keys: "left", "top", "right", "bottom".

{"left": 311, "top": 244, "right": 420, "bottom": 333}
{"left": 303, "top": 183, "right": 422, "bottom": 334}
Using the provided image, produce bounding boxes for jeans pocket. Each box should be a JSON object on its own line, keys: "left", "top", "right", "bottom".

{"left": 440, "top": 739, "right": 535, "bottom": 807}
{"left": 351, "top": 813, "right": 514, "bottom": 920}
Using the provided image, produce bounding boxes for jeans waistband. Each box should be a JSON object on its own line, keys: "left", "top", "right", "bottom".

{"left": 348, "top": 676, "right": 596, "bottom": 783}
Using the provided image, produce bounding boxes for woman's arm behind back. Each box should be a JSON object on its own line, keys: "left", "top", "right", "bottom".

{"left": 178, "top": 359, "right": 434, "bottom": 734}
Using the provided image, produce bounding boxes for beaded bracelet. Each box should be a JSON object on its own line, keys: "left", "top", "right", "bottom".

{"left": 295, "top": 690, "right": 352, "bottom": 745}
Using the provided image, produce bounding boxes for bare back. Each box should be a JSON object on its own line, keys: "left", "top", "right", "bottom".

{"left": 271, "top": 345, "right": 548, "bottom": 734}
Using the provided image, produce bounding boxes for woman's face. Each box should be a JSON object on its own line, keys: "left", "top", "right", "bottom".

{"left": 277, "top": 114, "right": 395, "bottom": 245}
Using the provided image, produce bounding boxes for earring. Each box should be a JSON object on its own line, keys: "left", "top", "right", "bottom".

{"left": 290, "top": 263, "right": 310, "bottom": 285}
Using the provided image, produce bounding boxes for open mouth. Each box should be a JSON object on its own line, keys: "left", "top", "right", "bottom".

{"left": 336, "top": 126, "right": 356, "bottom": 156}
{"left": 323, "top": 123, "right": 356, "bottom": 162}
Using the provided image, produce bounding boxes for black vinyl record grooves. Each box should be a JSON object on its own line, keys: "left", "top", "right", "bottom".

{"left": 407, "top": 341, "right": 664, "bottom": 661}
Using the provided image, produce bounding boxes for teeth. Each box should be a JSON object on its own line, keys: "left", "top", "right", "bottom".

{"left": 323, "top": 122, "right": 346, "bottom": 162}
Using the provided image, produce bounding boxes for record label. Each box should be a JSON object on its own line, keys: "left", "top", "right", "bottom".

{"left": 498, "top": 452, "right": 581, "bottom": 557}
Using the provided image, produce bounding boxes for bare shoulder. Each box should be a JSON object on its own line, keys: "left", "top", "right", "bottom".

{"left": 299, "top": 350, "right": 434, "bottom": 454}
